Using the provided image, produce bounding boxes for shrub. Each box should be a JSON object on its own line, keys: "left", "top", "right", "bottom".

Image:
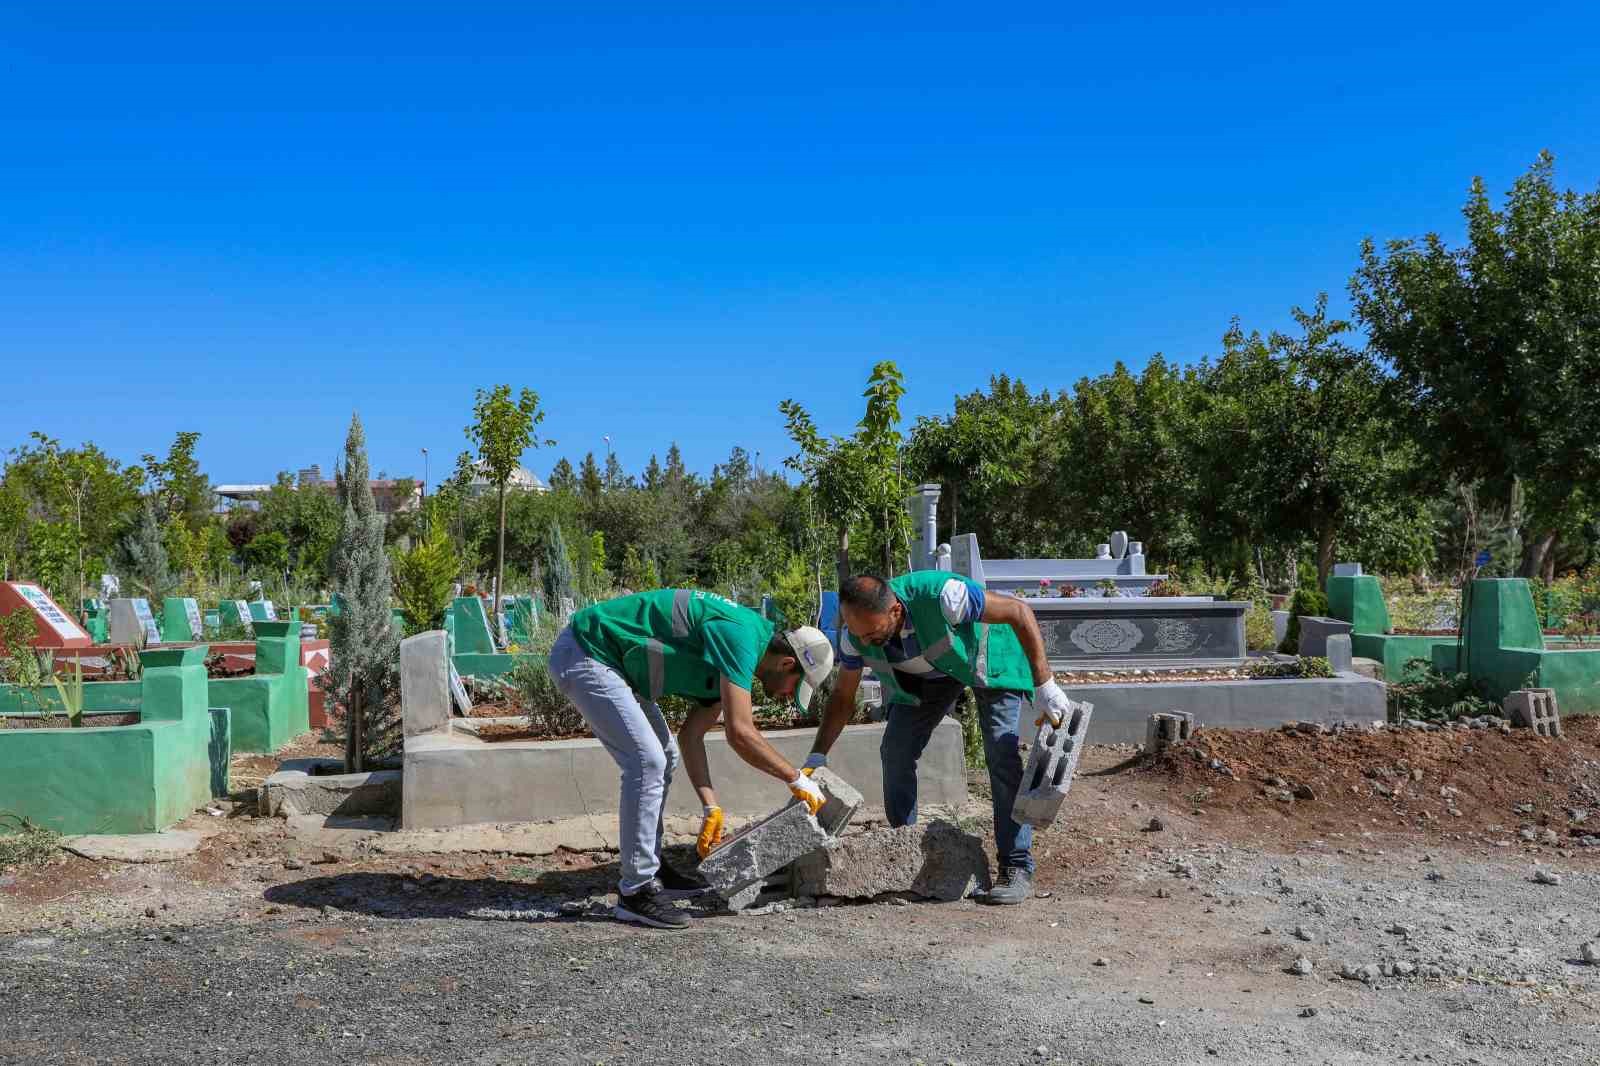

{"left": 505, "top": 655, "right": 586, "bottom": 737}
{"left": 0, "top": 815, "right": 59, "bottom": 872}
{"left": 1146, "top": 578, "right": 1184, "bottom": 597}
{"left": 392, "top": 524, "right": 461, "bottom": 636}
{"left": 1388, "top": 658, "right": 1500, "bottom": 722}
{"left": 1278, "top": 588, "right": 1329, "bottom": 654}
{"left": 1246, "top": 656, "right": 1333, "bottom": 680}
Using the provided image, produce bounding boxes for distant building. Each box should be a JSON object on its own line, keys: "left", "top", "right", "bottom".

{"left": 463, "top": 460, "right": 548, "bottom": 497}
{"left": 214, "top": 475, "right": 421, "bottom": 516}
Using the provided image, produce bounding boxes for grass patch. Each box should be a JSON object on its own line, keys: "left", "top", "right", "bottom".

{"left": 0, "top": 815, "right": 61, "bottom": 871}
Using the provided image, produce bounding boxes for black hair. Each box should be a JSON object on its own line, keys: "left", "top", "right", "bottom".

{"left": 839, "top": 574, "right": 895, "bottom": 613}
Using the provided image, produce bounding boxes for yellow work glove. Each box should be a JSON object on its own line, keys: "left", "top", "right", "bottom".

{"left": 789, "top": 773, "right": 825, "bottom": 816}
{"left": 696, "top": 805, "right": 725, "bottom": 858}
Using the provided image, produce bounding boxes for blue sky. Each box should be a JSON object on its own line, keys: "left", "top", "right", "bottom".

{"left": 4, "top": 3, "right": 1597, "bottom": 485}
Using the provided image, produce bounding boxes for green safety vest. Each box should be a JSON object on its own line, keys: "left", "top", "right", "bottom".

{"left": 855, "top": 570, "right": 1035, "bottom": 705}
{"left": 571, "top": 588, "right": 774, "bottom": 703}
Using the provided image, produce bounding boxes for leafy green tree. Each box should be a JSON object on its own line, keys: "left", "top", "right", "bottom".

{"left": 578, "top": 452, "right": 603, "bottom": 503}
{"left": 0, "top": 480, "right": 26, "bottom": 580}
{"left": 464, "top": 385, "right": 552, "bottom": 638}
{"left": 780, "top": 360, "right": 912, "bottom": 584}
{"left": 392, "top": 522, "right": 461, "bottom": 635}
{"left": 139, "top": 431, "right": 213, "bottom": 532}
{"left": 1351, "top": 152, "right": 1600, "bottom": 578}
{"left": 242, "top": 530, "right": 291, "bottom": 584}
{"left": 327, "top": 414, "right": 399, "bottom": 772}
{"left": 12, "top": 434, "right": 141, "bottom": 611}
{"left": 1195, "top": 297, "right": 1423, "bottom": 584}
{"left": 22, "top": 521, "right": 78, "bottom": 604}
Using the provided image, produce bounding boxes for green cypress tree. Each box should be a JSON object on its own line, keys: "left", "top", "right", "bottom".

{"left": 541, "top": 518, "right": 575, "bottom": 616}
{"left": 327, "top": 414, "right": 400, "bottom": 771}
{"left": 120, "top": 498, "right": 174, "bottom": 602}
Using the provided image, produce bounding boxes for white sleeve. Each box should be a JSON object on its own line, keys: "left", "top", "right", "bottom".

{"left": 939, "top": 578, "right": 974, "bottom": 625}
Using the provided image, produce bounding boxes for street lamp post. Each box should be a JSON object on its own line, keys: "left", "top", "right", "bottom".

{"left": 421, "top": 448, "right": 429, "bottom": 500}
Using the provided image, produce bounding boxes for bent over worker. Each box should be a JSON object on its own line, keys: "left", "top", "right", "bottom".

{"left": 804, "top": 572, "right": 1072, "bottom": 905}
{"left": 548, "top": 588, "right": 834, "bottom": 930}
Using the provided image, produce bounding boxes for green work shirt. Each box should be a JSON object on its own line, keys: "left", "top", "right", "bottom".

{"left": 570, "top": 589, "right": 775, "bottom": 702}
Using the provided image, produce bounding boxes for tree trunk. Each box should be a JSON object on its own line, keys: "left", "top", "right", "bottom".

{"left": 494, "top": 483, "right": 507, "bottom": 644}
{"left": 1519, "top": 529, "right": 1557, "bottom": 579}
{"left": 883, "top": 507, "right": 894, "bottom": 576}
{"left": 1542, "top": 535, "right": 1559, "bottom": 583}
{"left": 345, "top": 686, "right": 365, "bottom": 773}
{"left": 1315, "top": 521, "right": 1337, "bottom": 589}
{"left": 834, "top": 527, "right": 851, "bottom": 588}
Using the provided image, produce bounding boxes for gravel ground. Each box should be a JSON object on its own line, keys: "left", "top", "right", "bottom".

{"left": 6, "top": 733, "right": 1600, "bottom": 1065}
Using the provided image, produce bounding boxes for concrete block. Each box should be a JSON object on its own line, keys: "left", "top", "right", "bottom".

{"left": 1325, "top": 633, "right": 1354, "bottom": 674}
{"left": 401, "top": 630, "right": 451, "bottom": 737}
{"left": 1013, "top": 698, "right": 1093, "bottom": 828}
{"left": 807, "top": 766, "right": 864, "bottom": 836}
{"left": 1144, "top": 711, "right": 1193, "bottom": 752}
{"left": 1297, "top": 616, "right": 1354, "bottom": 658}
{"left": 1504, "top": 688, "right": 1562, "bottom": 738}
{"left": 790, "top": 820, "right": 991, "bottom": 901}
{"left": 1351, "top": 657, "right": 1385, "bottom": 681}
{"left": 1270, "top": 609, "right": 1290, "bottom": 646}
{"left": 696, "top": 801, "right": 828, "bottom": 897}
{"left": 260, "top": 766, "right": 402, "bottom": 817}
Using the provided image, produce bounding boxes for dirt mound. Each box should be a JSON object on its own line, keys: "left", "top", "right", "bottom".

{"left": 1143, "top": 716, "right": 1600, "bottom": 845}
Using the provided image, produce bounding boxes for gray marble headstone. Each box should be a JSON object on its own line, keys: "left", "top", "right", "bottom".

{"left": 949, "top": 534, "right": 984, "bottom": 583}
{"left": 1332, "top": 562, "right": 1364, "bottom": 577}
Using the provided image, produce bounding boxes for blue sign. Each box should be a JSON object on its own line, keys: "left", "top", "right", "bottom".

{"left": 1475, "top": 550, "right": 1492, "bottom": 567}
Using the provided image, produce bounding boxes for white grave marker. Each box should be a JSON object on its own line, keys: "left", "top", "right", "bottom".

{"left": 12, "top": 582, "right": 90, "bottom": 642}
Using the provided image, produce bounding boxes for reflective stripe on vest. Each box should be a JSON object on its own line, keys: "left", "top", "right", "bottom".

{"left": 645, "top": 638, "right": 666, "bottom": 699}
{"left": 671, "top": 590, "right": 692, "bottom": 638}
{"left": 973, "top": 624, "right": 991, "bottom": 680}
{"left": 920, "top": 632, "right": 954, "bottom": 664}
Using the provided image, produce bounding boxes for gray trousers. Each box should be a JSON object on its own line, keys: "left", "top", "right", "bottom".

{"left": 548, "top": 627, "right": 680, "bottom": 893}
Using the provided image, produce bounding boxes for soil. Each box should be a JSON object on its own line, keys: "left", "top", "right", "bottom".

{"left": 1, "top": 712, "right": 141, "bottom": 729}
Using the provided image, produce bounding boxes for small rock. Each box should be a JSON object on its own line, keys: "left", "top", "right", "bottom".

{"left": 1093, "top": 957, "right": 1109, "bottom": 967}
{"left": 142, "top": 907, "right": 156, "bottom": 919}
{"left": 1137, "top": 996, "right": 1154, "bottom": 1005}
{"left": 1519, "top": 828, "right": 1537, "bottom": 842}
{"left": 1289, "top": 957, "right": 1313, "bottom": 976}
{"left": 1154, "top": 887, "right": 1171, "bottom": 899}
{"left": 1034, "top": 1046, "right": 1049, "bottom": 1059}
{"left": 1299, "top": 1006, "right": 1318, "bottom": 1018}
{"left": 1293, "top": 925, "right": 1313, "bottom": 942}
{"left": 1581, "top": 942, "right": 1600, "bottom": 965}
{"left": 1532, "top": 869, "right": 1561, "bottom": 886}
{"left": 1388, "top": 923, "right": 1413, "bottom": 937}
{"left": 1292, "top": 783, "right": 1316, "bottom": 801}
{"left": 1392, "top": 961, "right": 1416, "bottom": 977}
{"left": 283, "top": 858, "right": 306, "bottom": 871}
{"left": 1145, "top": 816, "right": 1165, "bottom": 833}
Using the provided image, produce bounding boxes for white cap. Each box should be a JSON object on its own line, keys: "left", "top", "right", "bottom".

{"left": 783, "top": 625, "right": 835, "bottom": 710}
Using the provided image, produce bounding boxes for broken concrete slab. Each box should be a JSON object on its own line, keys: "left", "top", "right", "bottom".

{"left": 1013, "top": 698, "right": 1093, "bottom": 828}
{"left": 697, "top": 801, "right": 829, "bottom": 897}
{"left": 259, "top": 766, "right": 401, "bottom": 818}
{"left": 61, "top": 830, "right": 204, "bottom": 863}
{"left": 790, "top": 820, "right": 991, "bottom": 901}
{"left": 807, "top": 765, "right": 863, "bottom": 836}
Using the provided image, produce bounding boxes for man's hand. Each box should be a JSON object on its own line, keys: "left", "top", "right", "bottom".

{"left": 801, "top": 752, "right": 827, "bottom": 776}
{"left": 696, "top": 805, "right": 725, "bottom": 858}
{"left": 789, "top": 773, "right": 825, "bottom": 816}
{"left": 1034, "top": 678, "right": 1073, "bottom": 728}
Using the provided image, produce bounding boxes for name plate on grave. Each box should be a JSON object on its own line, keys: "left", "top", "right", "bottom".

{"left": 1029, "top": 599, "right": 1248, "bottom": 668}
{"left": 132, "top": 598, "right": 161, "bottom": 645}
{"left": 233, "top": 600, "right": 255, "bottom": 636}
{"left": 261, "top": 601, "right": 278, "bottom": 621}
{"left": 13, "top": 582, "right": 89, "bottom": 642}
{"left": 185, "top": 599, "right": 204, "bottom": 637}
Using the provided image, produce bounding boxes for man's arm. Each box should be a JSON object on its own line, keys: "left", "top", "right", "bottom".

{"left": 809, "top": 664, "right": 861, "bottom": 760}
{"left": 677, "top": 704, "right": 724, "bottom": 809}
{"left": 719, "top": 676, "right": 801, "bottom": 783}
{"left": 979, "top": 590, "right": 1053, "bottom": 685}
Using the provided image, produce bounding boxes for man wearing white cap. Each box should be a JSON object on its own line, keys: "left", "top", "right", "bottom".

{"left": 548, "top": 588, "right": 834, "bottom": 929}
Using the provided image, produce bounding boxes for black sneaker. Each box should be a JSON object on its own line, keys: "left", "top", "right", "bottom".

{"left": 615, "top": 880, "right": 691, "bottom": 930}
{"left": 984, "top": 867, "right": 1033, "bottom": 906}
{"left": 655, "top": 863, "right": 711, "bottom": 901}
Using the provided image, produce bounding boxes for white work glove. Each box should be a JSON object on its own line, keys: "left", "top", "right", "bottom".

{"left": 1034, "top": 678, "right": 1072, "bottom": 728}
{"left": 789, "top": 772, "right": 825, "bottom": 816}
{"left": 801, "top": 752, "right": 827, "bottom": 775}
